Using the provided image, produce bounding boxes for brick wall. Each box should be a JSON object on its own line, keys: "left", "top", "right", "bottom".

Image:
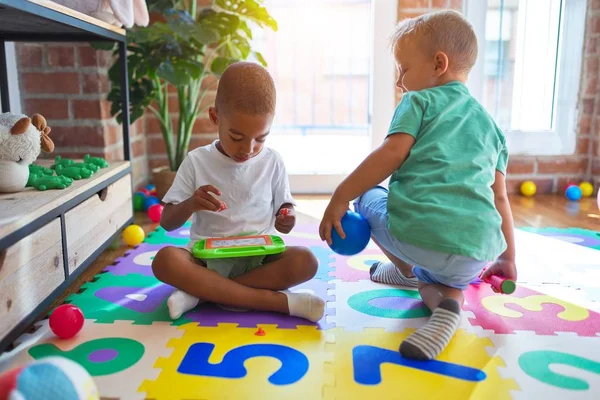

{"left": 15, "top": 43, "right": 149, "bottom": 189}
{"left": 398, "top": 0, "right": 600, "bottom": 194}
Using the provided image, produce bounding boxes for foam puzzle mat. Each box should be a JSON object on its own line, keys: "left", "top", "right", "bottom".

{"left": 1, "top": 223, "right": 599, "bottom": 399}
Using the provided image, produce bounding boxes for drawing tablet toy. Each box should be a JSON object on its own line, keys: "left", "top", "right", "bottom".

{"left": 192, "top": 235, "right": 286, "bottom": 259}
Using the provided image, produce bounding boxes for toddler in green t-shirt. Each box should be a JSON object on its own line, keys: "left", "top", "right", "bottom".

{"left": 319, "top": 10, "right": 517, "bottom": 360}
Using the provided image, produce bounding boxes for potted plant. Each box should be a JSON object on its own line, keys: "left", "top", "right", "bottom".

{"left": 95, "top": 0, "right": 277, "bottom": 198}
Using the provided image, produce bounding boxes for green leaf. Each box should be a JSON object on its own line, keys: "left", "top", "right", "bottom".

{"left": 238, "top": 20, "right": 253, "bottom": 39}
{"left": 210, "top": 57, "right": 236, "bottom": 76}
{"left": 157, "top": 60, "right": 190, "bottom": 86}
{"left": 216, "top": 0, "right": 277, "bottom": 31}
{"left": 253, "top": 51, "right": 267, "bottom": 66}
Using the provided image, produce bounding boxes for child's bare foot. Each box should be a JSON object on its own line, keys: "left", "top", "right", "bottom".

{"left": 282, "top": 291, "right": 325, "bottom": 322}
{"left": 370, "top": 261, "right": 418, "bottom": 288}
{"left": 399, "top": 298, "right": 461, "bottom": 360}
{"left": 167, "top": 290, "right": 201, "bottom": 319}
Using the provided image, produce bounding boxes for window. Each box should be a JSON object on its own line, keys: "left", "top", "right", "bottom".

{"left": 465, "top": 0, "right": 587, "bottom": 155}
{"left": 251, "top": 0, "right": 376, "bottom": 181}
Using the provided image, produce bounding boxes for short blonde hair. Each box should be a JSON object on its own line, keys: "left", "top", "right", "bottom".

{"left": 215, "top": 61, "right": 276, "bottom": 116}
{"left": 391, "top": 10, "right": 478, "bottom": 74}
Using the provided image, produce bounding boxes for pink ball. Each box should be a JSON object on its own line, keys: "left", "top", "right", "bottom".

{"left": 148, "top": 203, "right": 163, "bottom": 223}
{"left": 49, "top": 304, "right": 84, "bottom": 339}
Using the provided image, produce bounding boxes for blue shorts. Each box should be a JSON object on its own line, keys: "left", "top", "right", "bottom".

{"left": 353, "top": 186, "right": 488, "bottom": 290}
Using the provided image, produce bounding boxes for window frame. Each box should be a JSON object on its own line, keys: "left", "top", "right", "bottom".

{"left": 463, "top": 0, "right": 587, "bottom": 156}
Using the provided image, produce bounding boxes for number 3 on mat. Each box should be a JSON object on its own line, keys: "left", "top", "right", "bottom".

{"left": 178, "top": 343, "right": 309, "bottom": 385}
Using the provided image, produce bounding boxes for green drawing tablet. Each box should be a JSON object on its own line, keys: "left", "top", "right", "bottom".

{"left": 192, "top": 235, "right": 286, "bottom": 259}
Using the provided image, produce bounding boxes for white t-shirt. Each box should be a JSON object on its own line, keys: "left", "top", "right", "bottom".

{"left": 162, "top": 141, "right": 295, "bottom": 245}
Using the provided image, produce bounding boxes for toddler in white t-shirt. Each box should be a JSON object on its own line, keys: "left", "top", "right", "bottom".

{"left": 152, "top": 62, "right": 324, "bottom": 322}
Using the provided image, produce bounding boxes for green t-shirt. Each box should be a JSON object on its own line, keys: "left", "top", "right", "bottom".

{"left": 386, "top": 81, "right": 507, "bottom": 261}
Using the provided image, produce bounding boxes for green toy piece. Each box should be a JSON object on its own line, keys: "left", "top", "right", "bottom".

{"left": 84, "top": 154, "right": 109, "bottom": 168}
{"left": 55, "top": 163, "right": 93, "bottom": 180}
{"left": 29, "top": 164, "right": 54, "bottom": 176}
{"left": 51, "top": 155, "right": 75, "bottom": 169}
{"left": 28, "top": 174, "right": 73, "bottom": 191}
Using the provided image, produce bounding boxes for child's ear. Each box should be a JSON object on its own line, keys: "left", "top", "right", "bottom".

{"left": 433, "top": 51, "right": 449, "bottom": 76}
{"left": 208, "top": 107, "right": 219, "bottom": 125}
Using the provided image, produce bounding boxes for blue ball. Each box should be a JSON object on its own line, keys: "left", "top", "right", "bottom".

{"left": 146, "top": 183, "right": 156, "bottom": 191}
{"left": 329, "top": 210, "right": 371, "bottom": 256}
{"left": 565, "top": 185, "right": 582, "bottom": 201}
{"left": 143, "top": 195, "right": 161, "bottom": 211}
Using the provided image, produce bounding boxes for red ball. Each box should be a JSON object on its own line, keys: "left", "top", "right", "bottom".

{"left": 49, "top": 304, "right": 84, "bottom": 339}
{"left": 148, "top": 203, "right": 164, "bottom": 223}
{"left": 564, "top": 181, "right": 577, "bottom": 192}
{"left": 139, "top": 188, "right": 151, "bottom": 196}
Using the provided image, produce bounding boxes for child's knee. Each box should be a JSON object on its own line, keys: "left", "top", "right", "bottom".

{"left": 288, "top": 247, "right": 318, "bottom": 280}
{"left": 151, "top": 246, "right": 178, "bottom": 281}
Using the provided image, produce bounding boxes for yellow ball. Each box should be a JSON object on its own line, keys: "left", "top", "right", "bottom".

{"left": 123, "top": 224, "right": 145, "bottom": 246}
{"left": 579, "top": 181, "right": 594, "bottom": 197}
{"left": 520, "top": 180, "right": 536, "bottom": 197}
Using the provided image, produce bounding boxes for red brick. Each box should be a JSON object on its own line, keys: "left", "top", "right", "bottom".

{"left": 449, "top": 0, "right": 462, "bottom": 9}
{"left": 148, "top": 135, "right": 167, "bottom": 154}
{"left": 82, "top": 72, "right": 110, "bottom": 94}
{"left": 72, "top": 99, "right": 112, "bottom": 120}
{"left": 132, "top": 139, "right": 147, "bottom": 158}
{"left": 192, "top": 117, "right": 216, "bottom": 133}
{"left": 582, "top": 98, "right": 595, "bottom": 114}
{"left": 586, "top": 37, "right": 597, "bottom": 55}
{"left": 22, "top": 99, "right": 69, "bottom": 120}
{"left": 537, "top": 157, "right": 588, "bottom": 174}
{"left": 16, "top": 45, "right": 43, "bottom": 68}
{"left": 593, "top": 0, "right": 600, "bottom": 10}
{"left": 593, "top": 159, "right": 600, "bottom": 175}
{"left": 593, "top": 16, "right": 600, "bottom": 34}
{"left": 189, "top": 134, "right": 216, "bottom": 150}
{"left": 593, "top": 138, "right": 599, "bottom": 157}
{"left": 48, "top": 46, "right": 75, "bottom": 67}
{"left": 22, "top": 72, "right": 80, "bottom": 94}
{"left": 51, "top": 125, "right": 106, "bottom": 147}
{"left": 78, "top": 46, "right": 114, "bottom": 68}
{"left": 105, "top": 125, "right": 120, "bottom": 145}
{"left": 201, "top": 75, "right": 219, "bottom": 90}
{"left": 585, "top": 77, "right": 598, "bottom": 96}
{"left": 579, "top": 114, "right": 591, "bottom": 135}
{"left": 145, "top": 115, "right": 166, "bottom": 134}
{"left": 199, "top": 91, "right": 216, "bottom": 111}
{"left": 506, "top": 178, "right": 554, "bottom": 194}
{"left": 431, "top": 0, "right": 448, "bottom": 8}
{"left": 576, "top": 136, "right": 590, "bottom": 155}
{"left": 104, "top": 147, "right": 123, "bottom": 162}
{"left": 507, "top": 158, "right": 535, "bottom": 174}
{"left": 149, "top": 157, "right": 169, "bottom": 170}
{"left": 398, "top": 0, "right": 429, "bottom": 9}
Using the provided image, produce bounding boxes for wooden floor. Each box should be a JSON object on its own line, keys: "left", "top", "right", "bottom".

{"left": 42, "top": 193, "right": 600, "bottom": 322}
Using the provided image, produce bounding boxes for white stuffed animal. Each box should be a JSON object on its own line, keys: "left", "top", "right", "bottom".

{"left": 51, "top": 0, "right": 149, "bottom": 28}
{"left": 0, "top": 113, "right": 54, "bottom": 193}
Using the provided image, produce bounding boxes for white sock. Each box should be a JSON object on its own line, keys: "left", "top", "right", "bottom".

{"left": 167, "top": 290, "right": 200, "bottom": 319}
{"left": 370, "top": 261, "right": 418, "bottom": 288}
{"left": 282, "top": 291, "right": 325, "bottom": 322}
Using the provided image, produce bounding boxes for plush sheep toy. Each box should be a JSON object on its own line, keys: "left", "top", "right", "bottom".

{"left": 50, "top": 0, "right": 149, "bottom": 29}
{"left": 0, "top": 113, "right": 54, "bottom": 193}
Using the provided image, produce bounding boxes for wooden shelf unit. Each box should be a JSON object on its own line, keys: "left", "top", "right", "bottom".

{"left": 0, "top": 0, "right": 133, "bottom": 352}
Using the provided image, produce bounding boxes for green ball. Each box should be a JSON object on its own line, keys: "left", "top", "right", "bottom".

{"left": 133, "top": 192, "right": 145, "bottom": 211}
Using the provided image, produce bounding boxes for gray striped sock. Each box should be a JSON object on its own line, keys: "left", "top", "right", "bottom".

{"left": 369, "top": 261, "right": 418, "bottom": 288}
{"left": 399, "top": 298, "right": 461, "bottom": 360}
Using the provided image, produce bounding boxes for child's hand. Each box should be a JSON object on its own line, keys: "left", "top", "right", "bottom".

{"left": 319, "top": 198, "right": 350, "bottom": 246}
{"left": 481, "top": 259, "right": 517, "bottom": 282}
{"left": 189, "top": 185, "right": 226, "bottom": 212}
{"left": 275, "top": 207, "right": 295, "bottom": 234}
